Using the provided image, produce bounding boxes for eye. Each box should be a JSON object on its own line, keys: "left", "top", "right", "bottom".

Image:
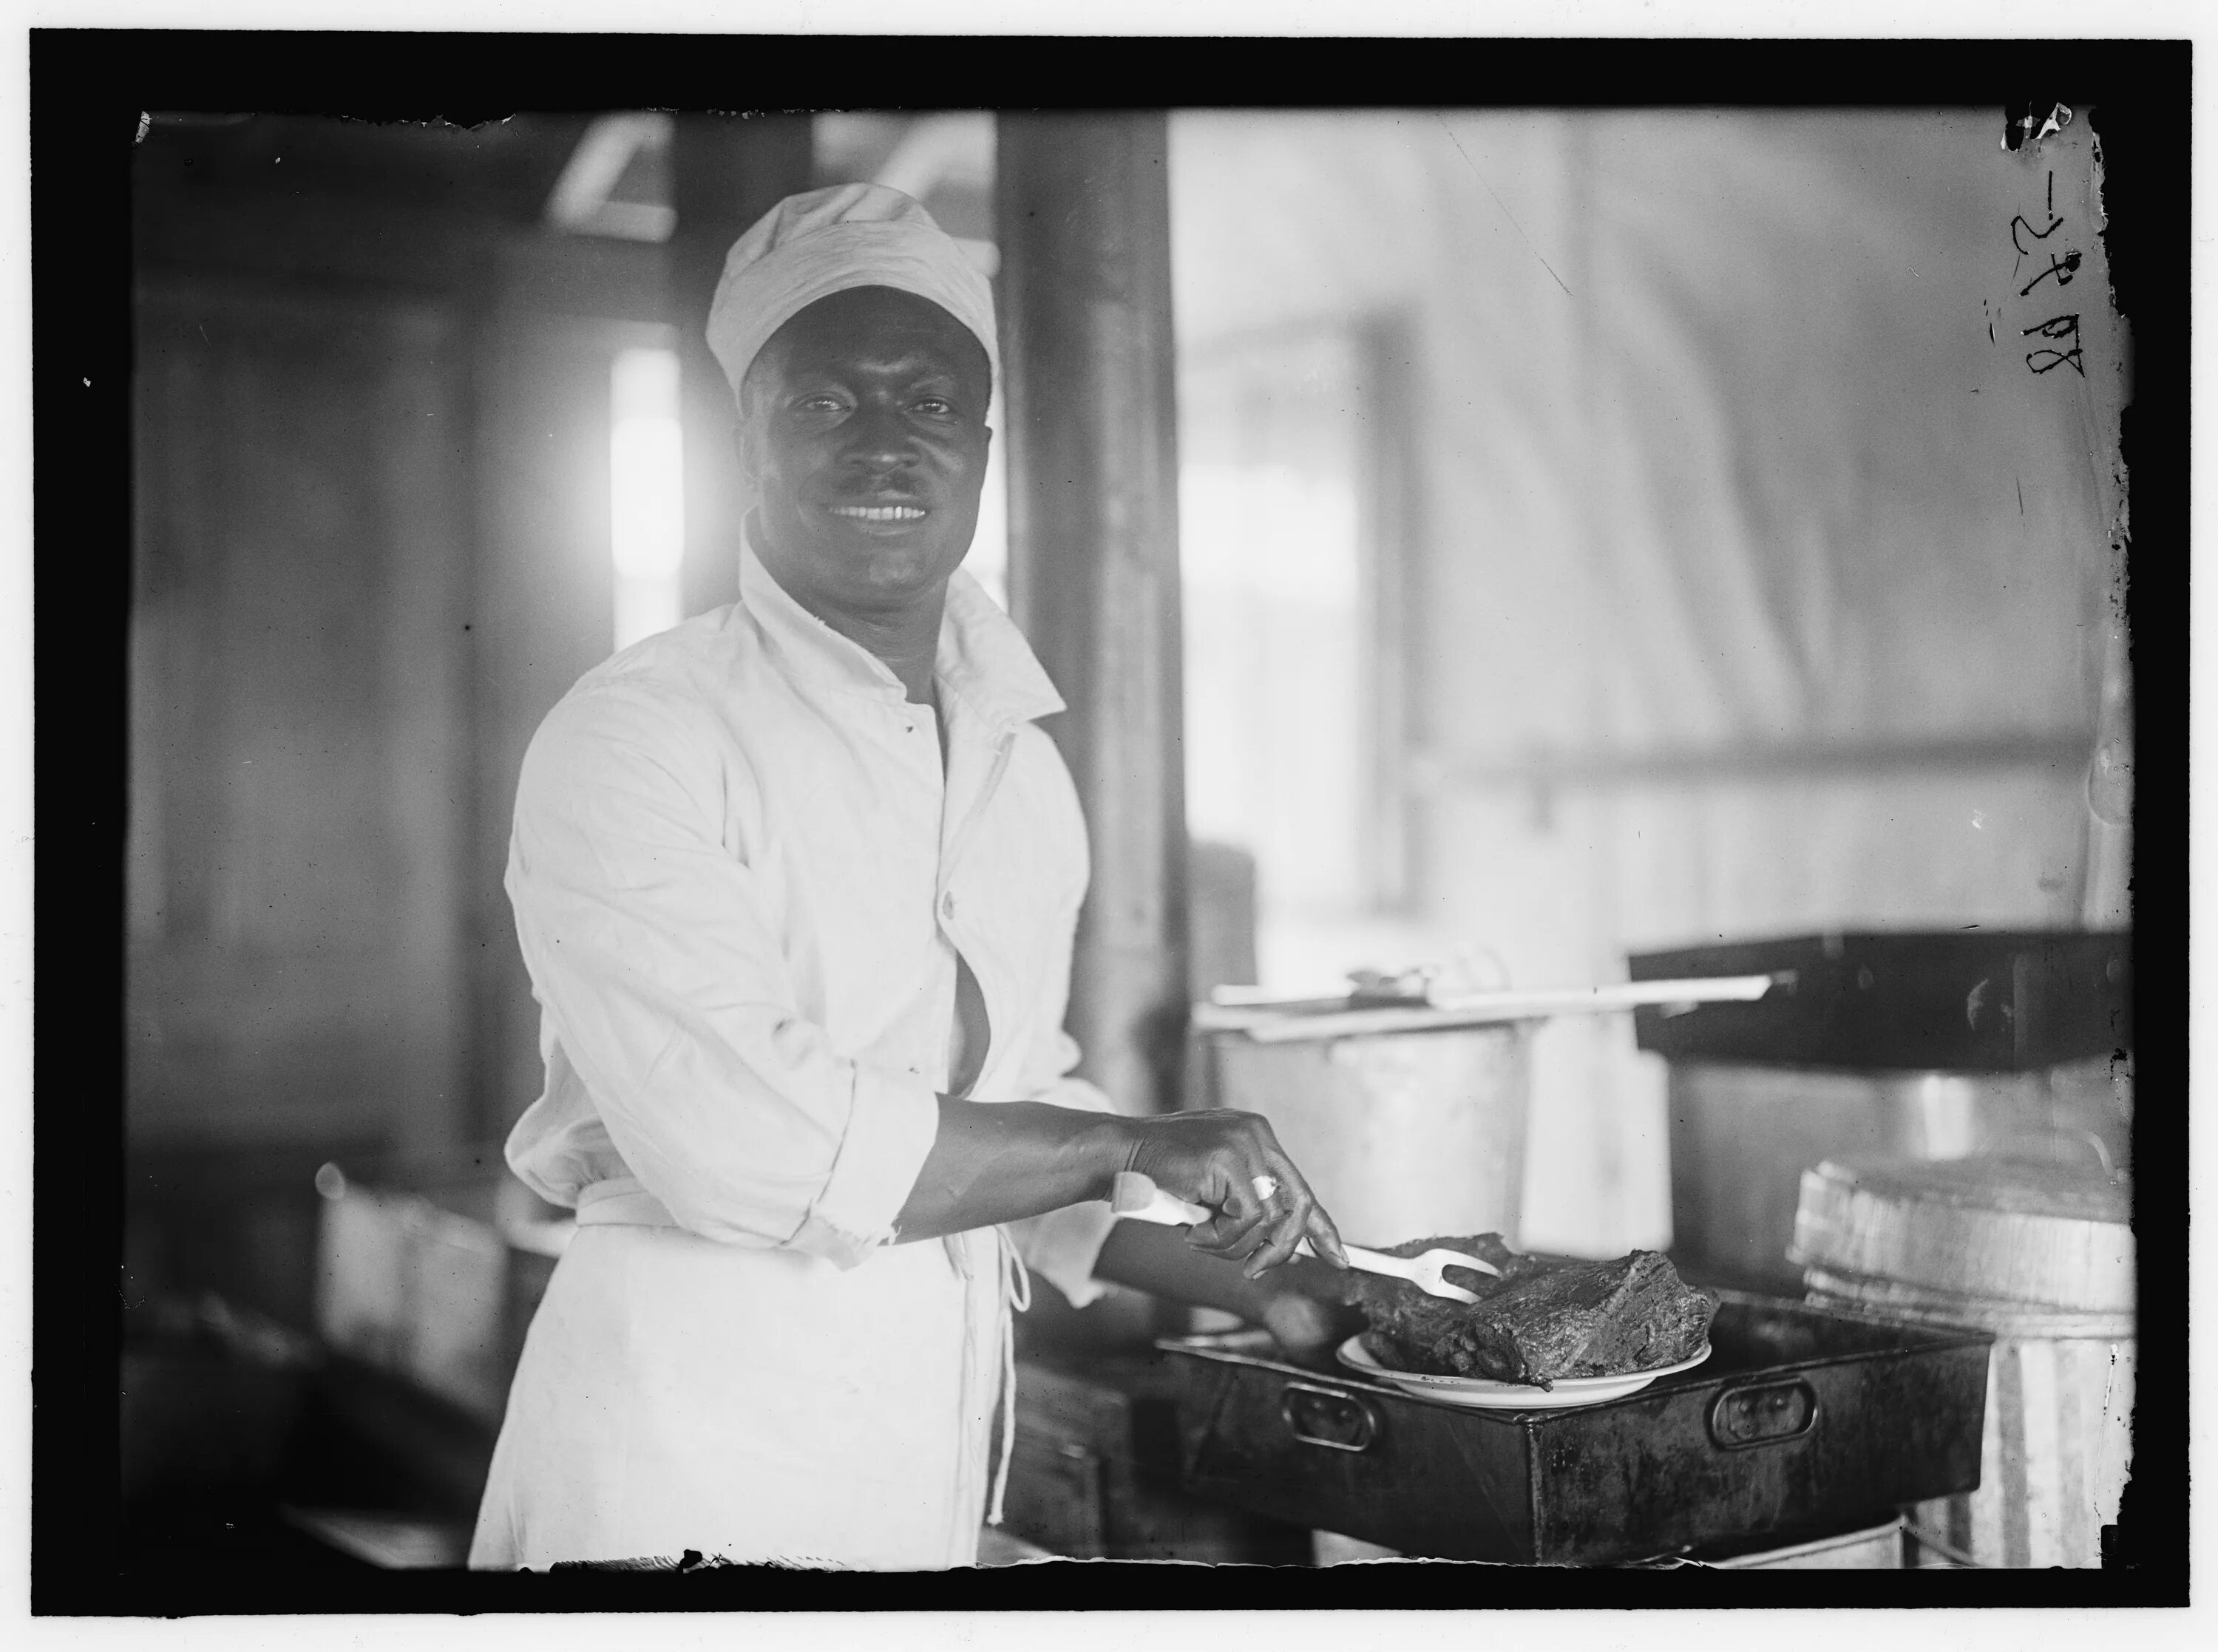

{"left": 782, "top": 388, "right": 849, "bottom": 421}
{"left": 912, "top": 396, "right": 955, "bottom": 416}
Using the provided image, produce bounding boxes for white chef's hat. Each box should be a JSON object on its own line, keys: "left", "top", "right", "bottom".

{"left": 705, "top": 183, "right": 999, "bottom": 404}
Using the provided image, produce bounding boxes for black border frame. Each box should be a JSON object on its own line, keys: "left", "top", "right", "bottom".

{"left": 30, "top": 28, "right": 2191, "bottom": 1614}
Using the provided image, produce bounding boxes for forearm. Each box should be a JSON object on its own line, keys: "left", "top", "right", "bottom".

{"left": 891, "top": 1096, "right": 1133, "bottom": 1243}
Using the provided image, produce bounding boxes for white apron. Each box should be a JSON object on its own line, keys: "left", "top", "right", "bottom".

{"left": 468, "top": 1212, "right": 1028, "bottom": 1571}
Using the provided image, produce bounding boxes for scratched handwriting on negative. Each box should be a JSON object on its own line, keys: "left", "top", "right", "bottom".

{"left": 2011, "top": 169, "right": 2086, "bottom": 377}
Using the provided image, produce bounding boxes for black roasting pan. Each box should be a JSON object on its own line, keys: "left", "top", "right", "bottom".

{"left": 1156, "top": 1291, "right": 1991, "bottom": 1566}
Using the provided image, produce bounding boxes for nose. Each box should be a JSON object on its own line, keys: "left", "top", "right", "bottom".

{"left": 839, "top": 401, "right": 920, "bottom": 477}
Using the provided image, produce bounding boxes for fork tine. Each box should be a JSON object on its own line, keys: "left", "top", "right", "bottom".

{"left": 1324, "top": 1240, "right": 1500, "bottom": 1301}
{"left": 1398, "top": 1257, "right": 1475, "bottom": 1302}
{"left": 1454, "top": 1253, "right": 1500, "bottom": 1279}
{"left": 1425, "top": 1247, "right": 1502, "bottom": 1279}
{"left": 1400, "top": 1251, "right": 1491, "bottom": 1302}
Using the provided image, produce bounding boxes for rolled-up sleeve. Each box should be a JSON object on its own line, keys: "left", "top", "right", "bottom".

{"left": 508, "top": 684, "right": 939, "bottom": 1269}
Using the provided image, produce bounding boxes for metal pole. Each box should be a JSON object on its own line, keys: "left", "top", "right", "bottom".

{"left": 995, "top": 112, "right": 1190, "bottom": 1115}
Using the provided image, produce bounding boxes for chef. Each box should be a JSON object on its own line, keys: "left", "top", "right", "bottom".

{"left": 469, "top": 183, "right": 1350, "bottom": 1572}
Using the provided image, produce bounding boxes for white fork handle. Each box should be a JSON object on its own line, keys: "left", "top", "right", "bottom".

{"left": 1343, "top": 1243, "right": 1411, "bottom": 1279}
{"left": 1111, "top": 1175, "right": 1396, "bottom": 1258}
{"left": 1111, "top": 1176, "right": 1413, "bottom": 1273}
{"left": 1115, "top": 1175, "right": 1447, "bottom": 1282}
{"left": 1109, "top": 1171, "right": 1212, "bottom": 1227}
{"left": 1294, "top": 1237, "right": 1407, "bottom": 1278}
{"left": 1116, "top": 1177, "right": 1483, "bottom": 1302}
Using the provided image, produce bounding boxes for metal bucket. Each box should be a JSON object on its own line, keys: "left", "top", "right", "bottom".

{"left": 1793, "top": 1153, "right": 2134, "bottom": 1569}
{"left": 1196, "top": 1024, "right": 1532, "bottom": 1250}
{"left": 1905, "top": 1333, "right": 2135, "bottom": 1569}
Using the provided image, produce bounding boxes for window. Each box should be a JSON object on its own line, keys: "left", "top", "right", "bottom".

{"left": 609, "top": 346, "right": 685, "bottom": 651}
{"left": 1179, "top": 323, "right": 1418, "bottom": 989}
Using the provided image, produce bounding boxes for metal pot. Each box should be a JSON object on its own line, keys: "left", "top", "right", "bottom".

{"left": 1196, "top": 1023, "right": 1533, "bottom": 1249}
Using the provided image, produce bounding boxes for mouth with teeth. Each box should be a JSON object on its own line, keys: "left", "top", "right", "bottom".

{"left": 829, "top": 503, "right": 928, "bottom": 525}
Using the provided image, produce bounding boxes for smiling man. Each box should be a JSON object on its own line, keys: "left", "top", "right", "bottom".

{"left": 468, "top": 185, "right": 1349, "bottom": 1571}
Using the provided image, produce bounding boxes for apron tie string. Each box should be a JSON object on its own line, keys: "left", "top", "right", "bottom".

{"left": 986, "top": 1224, "right": 1031, "bottom": 1528}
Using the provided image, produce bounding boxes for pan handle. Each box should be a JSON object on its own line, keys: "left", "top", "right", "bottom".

{"left": 1281, "top": 1381, "right": 1380, "bottom": 1454}
{"left": 1706, "top": 1379, "right": 1819, "bottom": 1450}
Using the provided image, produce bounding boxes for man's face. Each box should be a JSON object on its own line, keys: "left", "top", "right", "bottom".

{"left": 738, "top": 285, "right": 993, "bottom": 620}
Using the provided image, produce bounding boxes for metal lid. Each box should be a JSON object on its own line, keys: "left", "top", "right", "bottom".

{"left": 1811, "top": 1153, "right": 2130, "bottom": 1225}
{"left": 1791, "top": 1152, "right": 2134, "bottom": 1316}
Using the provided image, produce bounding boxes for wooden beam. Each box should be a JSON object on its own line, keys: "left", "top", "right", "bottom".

{"left": 133, "top": 187, "right": 504, "bottom": 297}
{"left": 997, "top": 114, "right": 1190, "bottom": 1115}
{"left": 1411, "top": 732, "right": 2100, "bottom": 797}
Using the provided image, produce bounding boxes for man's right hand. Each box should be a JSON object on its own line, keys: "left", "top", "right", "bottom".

{"left": 1113, "top": 1109, "right": 1349, "bottom": 1279}
{"left": 892, "top": 1094, "right": 1349, "bottom": 1270}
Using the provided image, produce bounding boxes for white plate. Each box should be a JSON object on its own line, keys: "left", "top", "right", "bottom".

{"left": 1336, "top": 1336, "right": 1714, "bottom": 1409}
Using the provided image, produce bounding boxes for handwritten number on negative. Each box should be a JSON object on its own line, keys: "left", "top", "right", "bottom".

{"left": 2010, "top": 213, "right": 2066, "bottom": 256}
{"left": 2018, "top": 249, "right": 2082, "bottom": 297}
{"left": 2012, "top": 176, "right": 2085, "bottom": 375}
{"left": 2022, "top": 313, "right": 2085, "bottom": 377}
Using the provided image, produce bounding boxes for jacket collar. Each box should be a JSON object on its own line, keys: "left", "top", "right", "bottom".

{"left": 738, "top": 535, "right": 1067, "bottom": 732}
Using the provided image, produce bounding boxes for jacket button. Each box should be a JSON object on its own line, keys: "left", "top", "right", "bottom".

{"left": 942, "top": 892, "right": 956, "bottom": 918}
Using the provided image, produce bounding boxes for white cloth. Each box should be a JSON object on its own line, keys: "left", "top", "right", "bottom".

{"left": 705, "top": 183, "right": 1000, "bottom": 402}
{"left": 469, "top": 545, "right": 1122, "bottom": 1571}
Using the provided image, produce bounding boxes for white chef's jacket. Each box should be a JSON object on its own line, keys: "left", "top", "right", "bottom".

{"left": 469, "top": 543, "right": 1122, "bottom": 1571}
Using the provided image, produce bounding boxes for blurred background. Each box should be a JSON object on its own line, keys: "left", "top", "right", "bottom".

{"left": 122, "top": 106, "right": 2135, "bottom": 1574}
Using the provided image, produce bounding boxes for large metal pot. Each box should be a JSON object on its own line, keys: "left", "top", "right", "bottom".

{"left": 1196, "top": 1023, "right": 1533, "bottom": 1249}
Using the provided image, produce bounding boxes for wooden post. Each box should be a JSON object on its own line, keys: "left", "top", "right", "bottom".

{"left": 996, "top": 113, "right": 1190, "bottom": 1115}
{"left": 669, "top": 115, "right": 815, "bottom": 619}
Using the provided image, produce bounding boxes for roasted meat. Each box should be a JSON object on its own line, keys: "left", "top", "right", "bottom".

{"left": 1348, "top": 1234, "right": 1717, "bottom": 1389}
